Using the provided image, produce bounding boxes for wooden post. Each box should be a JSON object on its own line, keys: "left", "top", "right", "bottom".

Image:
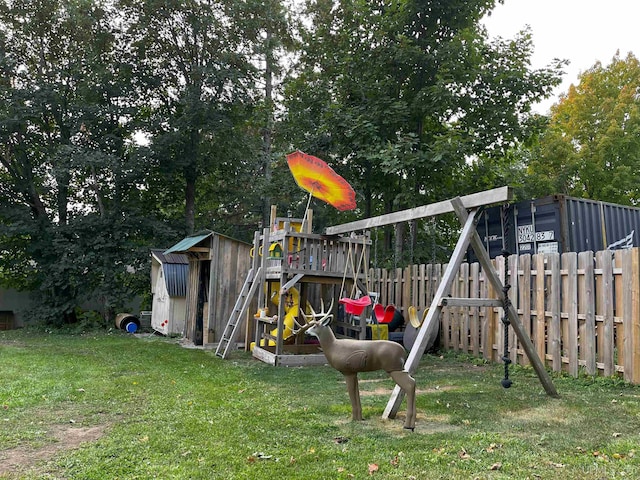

{"left": 470, "top": 262, "right": 480, "bottom": 357}
{"left": 452, "top": 200, "right": 558, "bottom": 398}
{"left": 518, "top": 254, "right": 531, "bottom": 366}
{"left": 534, "top": 254, "right": 546, "bottom": 364}
{"left": 630, "top": 249, "right": 640, "bottom": 383}
{"left": 549, "top": 253, "right": 561, "bottom": 372}
{"left": 383, "top": 204, "right": 481, "bottom": 420}
{"left": 564, "top": 252, "right": 579, "bottom": 377}
{"left": 597, "top": 250, "right": 615, "bottom": 376}
{"left": 579, "top": 251, "right": 597, "bottom": 375}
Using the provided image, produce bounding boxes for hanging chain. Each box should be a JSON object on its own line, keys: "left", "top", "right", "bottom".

{"left": 500, "top": 202, "right": 513, "bottom": 389}
{"left": 409, "top": 220, "right": 414, "bottom": 267}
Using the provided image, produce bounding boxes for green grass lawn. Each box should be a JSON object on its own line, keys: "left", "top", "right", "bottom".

{"left": 1, "top": 328, "right": 640, "bottom": 479}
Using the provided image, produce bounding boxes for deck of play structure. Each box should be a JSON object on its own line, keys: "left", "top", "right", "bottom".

{"left": 215, "top": 187, "right": 559, "bottom": 421}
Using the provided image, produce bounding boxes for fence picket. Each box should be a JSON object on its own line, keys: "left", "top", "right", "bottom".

{"left": 563, "top": 252, "right": 579, "bottom": 376}
{"left": 518, "top": 254, "right": 532, "bottom": 366}
{"left": 368, "top": 247, "right": 640, "bottom": 384}
{"left": 549, "top": 253, "right": 562, "bottom": 372}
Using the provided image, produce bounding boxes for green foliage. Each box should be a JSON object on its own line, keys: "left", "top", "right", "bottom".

{"left": 0, "top": 0, "right": 568, "bottom": 326}
{"left": 280, "top": 0, "right": 564, "bottom": 260}
{"left": 528, "top": 52, "right": 640, "bottom": 204}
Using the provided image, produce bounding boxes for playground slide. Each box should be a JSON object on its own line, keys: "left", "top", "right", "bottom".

{"left": 250, "top": 286, "right": 303, "bottom": 351}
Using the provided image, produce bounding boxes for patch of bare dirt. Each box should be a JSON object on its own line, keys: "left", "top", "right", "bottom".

{"left": 0, "top": 424, "right": 107, "bottom": 477}
{"left": 359, "top": 385, "right": 457, "bottom": 396}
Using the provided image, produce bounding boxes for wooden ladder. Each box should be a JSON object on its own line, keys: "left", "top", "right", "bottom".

{"left": 215, "top": 266, "right": 263, "bottom": 359}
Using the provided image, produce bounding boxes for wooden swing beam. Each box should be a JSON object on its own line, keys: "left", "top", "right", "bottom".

{"left": 325, "top": 186, "right": 511, "bottom": 235}
{"left": 324, "top": 186, "right": 558, "bottom": 422}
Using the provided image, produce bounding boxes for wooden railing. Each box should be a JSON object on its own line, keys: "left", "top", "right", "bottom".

{"left": 260, "top": 227, "right": 370, "bottom": 280}
{"left": 371, "top": 248, "right": 640, "bottom": 384}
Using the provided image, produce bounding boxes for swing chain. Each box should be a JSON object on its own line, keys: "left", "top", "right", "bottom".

{"left": 501, "top": 282, "right": 513, "bottom": 389}
{"left": 500, "top": 203, "right": 513, "bottom": 389}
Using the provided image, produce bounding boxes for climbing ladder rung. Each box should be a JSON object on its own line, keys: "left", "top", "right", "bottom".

{"left": 215, "top": 266, "right": 262, "bottom": 359}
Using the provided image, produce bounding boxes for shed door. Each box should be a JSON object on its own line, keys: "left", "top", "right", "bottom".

{"left": 194, "top": 260, "right": 210, "bottom": 345}
{"left": 0, "top": 311, "right": 15, "bottom": 330}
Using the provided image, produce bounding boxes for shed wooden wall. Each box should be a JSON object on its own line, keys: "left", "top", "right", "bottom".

{"left": 206, "top": 234, "right": 253, "bottom": 345}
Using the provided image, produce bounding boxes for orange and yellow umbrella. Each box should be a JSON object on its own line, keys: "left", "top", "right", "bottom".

{"left": 286, "top": 150, "right": 356, "bottom": 211}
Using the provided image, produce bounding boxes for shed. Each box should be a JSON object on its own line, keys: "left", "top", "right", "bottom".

{"left": 150, "top": 249, "right": 189, "bottom": 336}
{"left": 0, "top": 288, "right": 31, "bottom": 330}
{"left": 164, "top": 231, "right": 253, "bottom": 347}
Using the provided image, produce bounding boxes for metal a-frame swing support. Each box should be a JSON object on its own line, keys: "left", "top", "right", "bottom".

{"left": 325, "top": 186, "right": 559, "bottom": 423}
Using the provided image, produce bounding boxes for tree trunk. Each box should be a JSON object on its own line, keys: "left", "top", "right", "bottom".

{"left": 261, "top": 30, "right": 275, "bottom": 227}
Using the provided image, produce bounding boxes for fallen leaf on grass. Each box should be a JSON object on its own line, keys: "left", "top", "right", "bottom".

{"left": 458, "top": 448, "right": 471, "bottom": 460}
{"left": 368, "top": 463, "right": 379, "bottom": 475}
{"left": 248, "top": 452, "right": 272, "bottom": 462}
{"left": 489, "top": 462, "right": 502, "bottom": 471}
{"left": 390, "top": 455, "right": 400, "bottom": 467}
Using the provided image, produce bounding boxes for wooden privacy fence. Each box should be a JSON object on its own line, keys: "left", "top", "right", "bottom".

{"left": 370, "top": 248, "right": 640, "bottom": 384}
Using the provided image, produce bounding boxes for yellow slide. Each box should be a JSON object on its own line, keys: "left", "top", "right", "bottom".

{"left": 250, "top": 286, "right": 303, "bottom": 351}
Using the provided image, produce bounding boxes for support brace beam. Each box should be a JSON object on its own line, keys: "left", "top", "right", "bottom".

{"left": 383, "top": 203, "right": 480, "bottom": 420}
{"left": 451, "top": 199, "right": 558, "bottom": 398}
{"left": 382, "top": 197, "right": 558, "bottom": 422}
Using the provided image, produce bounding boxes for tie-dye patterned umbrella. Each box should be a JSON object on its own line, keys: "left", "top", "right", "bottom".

{"left": 286, "top": 150, "right": 356, "bottom": 211}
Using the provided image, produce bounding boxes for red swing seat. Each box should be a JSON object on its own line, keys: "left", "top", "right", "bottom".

{"left": 374, "top": 303, "right": 396, "bottom": 323}
{"left": 339, "top": 296, "right": 372, "bottom": 315}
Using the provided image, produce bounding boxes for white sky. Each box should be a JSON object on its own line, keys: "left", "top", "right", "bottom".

{"left": 482, "top": 0, "right": 640, "bottom": 114}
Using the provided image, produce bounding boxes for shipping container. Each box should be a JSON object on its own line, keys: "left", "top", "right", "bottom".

{"left": 473, "top": 195, "right": 640, "bottom": 259}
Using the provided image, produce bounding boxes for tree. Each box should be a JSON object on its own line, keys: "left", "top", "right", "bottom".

{"left": 527, "top": 51, "right": 640, "bottom": 205}
{"left": 280, "top": 0, "right": 564, "bottom": 262}
{"left": 120, "top": 0, "right": 272, "bottom": 235}
{"left": 0, "top": 0, "right": 171, "bottom": 325}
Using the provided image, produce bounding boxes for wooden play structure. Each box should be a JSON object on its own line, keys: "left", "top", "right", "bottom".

{"left": 215, "top": 207, "right": 372, "bottom": 366}
{"left": 216, "top": 187, "right": 558, "bottom": 416}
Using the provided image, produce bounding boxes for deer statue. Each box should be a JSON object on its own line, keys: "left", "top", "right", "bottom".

{"left": 304, "top": 300, "right": 417, "bottom": 430}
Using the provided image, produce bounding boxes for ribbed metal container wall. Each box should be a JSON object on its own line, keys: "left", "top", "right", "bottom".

{"left": 474, "top": 195, "right": 640, "bottom": 259}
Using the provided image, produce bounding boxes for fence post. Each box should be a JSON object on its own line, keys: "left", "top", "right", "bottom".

{"left": 549, "top": 253, "right": 562, "bottom": 373}
{"left": 579, "top": 251, "right": 597, "bottom": 375}
{"left": 534, "top": 254, "right": 546, "bottom": 364}
{"left": 596, "top": 251, "right": 615, "bottom": 376}
{"left": 518, "top": 254, "right": 532, "bottom": 367}
{"left": 563, "top": 252, "right": 579, "bottom": 377}
{"left": 621, "top": 249, "right": 640, "bottom": 383}
{"left": 470, "top": 262, "right": 480, "bottom": 357}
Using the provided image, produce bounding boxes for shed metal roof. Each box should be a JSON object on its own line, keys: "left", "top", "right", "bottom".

{"left": 164, "top": 231, "right": 213, "bottom": 255}
{"left": 151, "top": 249, "right": 188, "bottom": 265}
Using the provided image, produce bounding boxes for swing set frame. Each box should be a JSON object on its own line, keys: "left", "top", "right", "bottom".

{"left": 325, "top": 186, "right": 559, "bottom": 421}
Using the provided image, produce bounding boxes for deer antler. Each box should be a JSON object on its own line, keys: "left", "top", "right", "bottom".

{"left": 291, "top": 298, "right": 334, "bottom": 335}
{"left": 302, "top": 298, "right": 334, "bottom": 324}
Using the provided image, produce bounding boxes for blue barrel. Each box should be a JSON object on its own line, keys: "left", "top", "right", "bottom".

{"left": 115, "top": 313, "right": 140, "bottom": 333}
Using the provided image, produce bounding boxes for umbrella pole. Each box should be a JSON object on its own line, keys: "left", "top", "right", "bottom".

{"left": 302, "top": 190, "right": 313, "bottom": 232}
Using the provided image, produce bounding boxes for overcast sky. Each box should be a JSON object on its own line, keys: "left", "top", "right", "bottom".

{"left": 482, "top": 0, "right": 640, "bottom": 114}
